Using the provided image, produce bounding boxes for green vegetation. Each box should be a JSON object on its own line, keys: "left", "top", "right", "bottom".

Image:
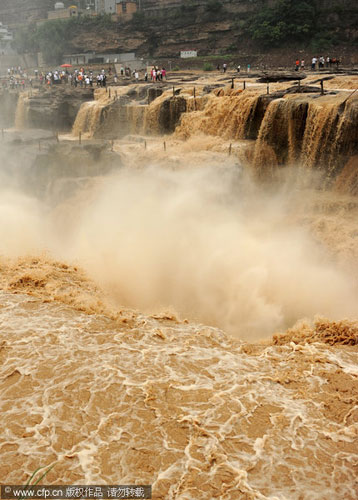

{"left": 19, "top": 464, "right": 56, "bottom": 500}
{"left": 11, "top": 1, "right": 358, "bottom": 62}
{"left": 12, "top": 14, "right": 115, "bottom": 64}
{"left": 180, "top": 0, "right": 198, "bottom": 14}
{"left": 206, "top": 0, "right": 223, "bottom": 14}
{"left": 203, "top": 62, "right": 214, "bottom": 71}
{"left": 131, "top": 10, "right": 146, "bottom": 29}
{"left": 246, "top": 0, "right": 316, "bottom": 47}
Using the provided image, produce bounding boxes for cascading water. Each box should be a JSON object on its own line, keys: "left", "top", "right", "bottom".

{"left": 14, "top": 92, "right": 30, "bottom": 129}
{"left": 1, "top": 73, "right": 358, "bottom": 500}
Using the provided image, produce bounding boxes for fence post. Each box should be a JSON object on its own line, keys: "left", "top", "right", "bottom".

{"left": 163, "top": 141, "right": 166, "bottom": 151}
{"left": 229, "top": 144, "right": 232, "bottom": 156}
{"left": 79, "top": 131, "right": 82, "bottom": 145}
{"left": 243, "top": 81, "right": 246, "bottom": 90}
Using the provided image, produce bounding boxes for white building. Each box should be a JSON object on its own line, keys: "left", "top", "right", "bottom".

{"left": 103, "top": 0, "right": 116, "bottom": 13}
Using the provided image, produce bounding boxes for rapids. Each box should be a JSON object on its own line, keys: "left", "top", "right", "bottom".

{"left": 0, "top": 289, "right": 357, "bottom": 499}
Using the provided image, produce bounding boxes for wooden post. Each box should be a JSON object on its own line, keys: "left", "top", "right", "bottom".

{"left": 320, "top": 80, "right": 324, "bottom": 95}
{"left": 79, "top": 131, "right": 82, "bottom": 145}
{"left": 231, "top": 78, "right": 234, "bottom": 89}
{"left": 229, "top": 144, "right": 232, "bottom": 156}
{"left": 267, "top": 83, "right": 269, "bottom": 95}
{"left": 193, "top": 87, "right": 196, "bottom": 98}
{"left": 173, "top": 86, "right": 175, "bottom": 97}
{"left": 163, "top": 141, "right": 166, "bottom": 151}
{"left": 298, "top": 80, "right": 301, "bottom": 92}
{"left": 109, "top": 88, "right": 111, "bottom": 98}
{"left": 243, "top": 81, "right": 246, "bottom": 90}
{"left": 144, "top": 140, "right": 147, "bottom": 150}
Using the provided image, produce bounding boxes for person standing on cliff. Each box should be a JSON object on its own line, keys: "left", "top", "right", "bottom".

{"left": 301, "top": 59, "right": 305, "bottom": 70}
{"left": 295, "top": 59, "right": 300, "bottom": 71}
{"left": 311, "top": 57, "right": 317, "bottom": 70}
{"left": 223, "top": 63, "right": 227, "bottom": 73}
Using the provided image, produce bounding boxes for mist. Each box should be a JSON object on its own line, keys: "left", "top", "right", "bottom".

{"left": 0, "top": 149, "right": 356, "bottom": 340}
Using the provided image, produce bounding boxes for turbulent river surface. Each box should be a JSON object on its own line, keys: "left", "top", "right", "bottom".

{"left": 1, "top": 75, "right": 358, "bottom": 499}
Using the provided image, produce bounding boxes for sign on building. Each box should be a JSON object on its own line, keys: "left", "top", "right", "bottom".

{"left": 180, "top": 50, "right": 197, "bottom": 58}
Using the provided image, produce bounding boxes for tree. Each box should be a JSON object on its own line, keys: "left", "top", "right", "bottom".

{"left": 34, "top": 20, "right": 70, "bottom": 64}
{"left": 246, "top": 0, "right": 316, "bottom": 47}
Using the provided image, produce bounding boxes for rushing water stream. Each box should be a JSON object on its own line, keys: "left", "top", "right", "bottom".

{"left": 1, "top": 78, "right": 357, "bottom": 499}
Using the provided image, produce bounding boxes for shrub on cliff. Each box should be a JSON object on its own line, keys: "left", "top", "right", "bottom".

{"left": 246, "top": 0, "right": 316, "bottom": 47}
{"left": 203, "top": 62, "right": 214, "bottom": 71}
{"left": 206, "top": 0, "right": 223, "bottom": 14}
{"left": 12, "top": 14, "right": 115, "bottom": 64}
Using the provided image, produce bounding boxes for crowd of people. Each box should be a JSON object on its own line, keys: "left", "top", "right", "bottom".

{"left": 2, "top": 64, "right": 171, "bottom": 90}
{"left": 1, "top": 56, "right": 346, "bottom": 90}
{"left": 294, "top": 56, "right": 342, "bottom": 71}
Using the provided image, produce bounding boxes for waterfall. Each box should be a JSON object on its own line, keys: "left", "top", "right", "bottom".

{"left": 14, "top": 92, "right": 29, "bottom": 130}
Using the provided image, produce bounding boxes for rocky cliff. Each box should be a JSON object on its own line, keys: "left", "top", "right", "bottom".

{"left": 67, "top": 0, "right": 358, "bottom": 66}
{"left": 4, "top": 1, "right": 358, "bottom": 65}
{"left": 16, "top": 86, "right": 94, "bottom": 131}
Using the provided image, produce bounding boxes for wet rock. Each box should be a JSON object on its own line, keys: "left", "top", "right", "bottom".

{"left": 281, "top": 85, "right": 322, "bottom": 94}
{"left": 257, "top": 72, "right": 307, "bottom": 83}
{"left": 147, "top": 86, "right": 163, "bottom": 103}
{"left": 27, "top": 141, "right": 122, "bottom": 199}
{"left": 0, "top": 90, "right": 18, "bottom": 128}
{"left": 244, "top": 95, "right": 278, "bottom": 140}
{"left": 158, "top": 96, "right": 187, "bottom": 133}
{"left": 3, "top": 128, "right": 56, "bottom": 144}
{"left": 202, "top": 85, "right": 225, "bottom": 94}
{"left": 26, "top": 87, "right": 94, "bottom": 131}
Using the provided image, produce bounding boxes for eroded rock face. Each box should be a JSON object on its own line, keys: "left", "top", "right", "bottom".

{"left": 25, "top": 87, "right": 94, "bottom": 132}
{"left": 158, "top": 96, "right": 187, "bottom": 133}
{"left": 0, "top": 91, "right": 19, "bottom": 128}
{"left": 257, "top": 72, "right": 307, "bottom": 83}
{"left": 29, "top": 141, "right": 122, "bottom": 198}
{"left": 0, "top": 131, "right": 122, "bottom": 202}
